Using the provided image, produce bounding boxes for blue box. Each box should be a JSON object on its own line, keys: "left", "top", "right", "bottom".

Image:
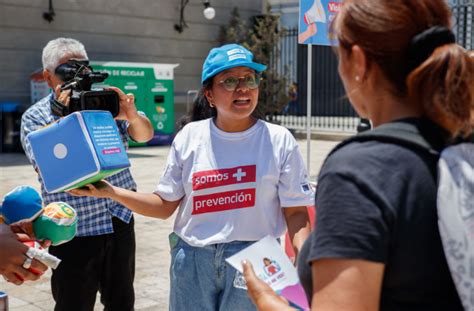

{"left": 27, "top": 111, "right": 130, "bottom": 193}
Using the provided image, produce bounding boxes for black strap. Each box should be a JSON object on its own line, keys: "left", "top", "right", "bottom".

{"left": 328, "top": 121, "right": 444, "bottom": 159}
{"left": 50, "top": 99, "right": 70, "bottom": 117}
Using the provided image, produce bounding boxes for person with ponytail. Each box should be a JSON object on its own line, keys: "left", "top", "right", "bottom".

{"left": 70, "top": 43, "right": 313, "bottom": 310}
{"left": 243, "top": 0, "right": 473, "bottom": 310}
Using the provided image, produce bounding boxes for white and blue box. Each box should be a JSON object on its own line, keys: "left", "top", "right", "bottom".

{"left": 27, "top": 111, "right": 131, "bottom": 193}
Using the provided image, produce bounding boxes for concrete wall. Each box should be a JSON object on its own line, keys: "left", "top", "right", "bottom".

{"left": 0, "top": 0, "right": 263, "bottom": 118}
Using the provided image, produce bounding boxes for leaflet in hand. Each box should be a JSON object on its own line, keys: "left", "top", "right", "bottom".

{"left": 226, "top": 236, "right": 309, "bottom": 311}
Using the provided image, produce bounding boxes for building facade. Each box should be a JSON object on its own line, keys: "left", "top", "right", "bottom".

{"left": 451, "top": 0, "right": 474, "bottom": 49}
{"left": 0, "top": 0, "right": 263, "bottom": 152}
{"left": 0, "top": 0, "right": 263, "bottom": 106}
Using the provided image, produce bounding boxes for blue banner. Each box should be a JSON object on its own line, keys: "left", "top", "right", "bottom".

{"left": 298, "top": 0, "right": 343, "bottom": 46}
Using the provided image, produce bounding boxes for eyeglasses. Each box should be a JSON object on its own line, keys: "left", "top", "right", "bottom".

{"left": 217, "top": 74, "right": 262, "bottom": 92}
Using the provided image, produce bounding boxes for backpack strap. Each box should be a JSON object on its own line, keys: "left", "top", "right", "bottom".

{"left": 328, "top": 120, "right": 446, "bottom": 159}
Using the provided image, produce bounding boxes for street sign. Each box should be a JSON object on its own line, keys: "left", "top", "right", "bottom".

{"left": 298, "top": 0, "right": 343, "bottom": 172}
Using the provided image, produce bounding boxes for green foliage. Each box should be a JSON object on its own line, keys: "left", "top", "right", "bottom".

{"left": 217, "top": 8, "right": 247, "bottom": 45}
{"left": 218, "top": 6, "right": 289, "bottom": 119}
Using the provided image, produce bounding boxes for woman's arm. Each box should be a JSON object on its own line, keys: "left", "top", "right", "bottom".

{"left": 283, "top": 206, "right": 311, "bottom": 259}
{"left": 243, "top": 258, "right": 384, "bottom": 311}
{"left": 69, "top": 181, "right": 181, "bottom": 219}
{"left": 310, "top": 259, "right": 384, "bottom": 311}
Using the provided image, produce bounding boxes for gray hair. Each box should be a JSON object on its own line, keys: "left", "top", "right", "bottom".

{"left": 42, "top": 38, "right": 88, "bottom": 72}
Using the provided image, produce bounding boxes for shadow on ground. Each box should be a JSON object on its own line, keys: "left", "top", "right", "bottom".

{"left": 128, "top": 153, "right": 160, "bottom": 159}
{"left": 0, "top": 152, "right": 30, "bottom": 166}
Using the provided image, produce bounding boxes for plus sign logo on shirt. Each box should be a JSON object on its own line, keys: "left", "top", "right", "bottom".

{"left": 192, "top": 165, "right": 256, "bottom": 191}
{"left": 233, "top": 168, "right": 247, "bottom": 182}
{"left": 191, "top": 165, "right": 257, "bottom": 215}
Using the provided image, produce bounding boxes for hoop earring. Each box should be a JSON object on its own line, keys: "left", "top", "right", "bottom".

{"left": 209, "top": 103, "right": 215, "bottom": 108}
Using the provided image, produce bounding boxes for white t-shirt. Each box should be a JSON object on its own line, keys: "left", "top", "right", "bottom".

{"left": 155, "top": 118, "right": 314, "bottom": 247}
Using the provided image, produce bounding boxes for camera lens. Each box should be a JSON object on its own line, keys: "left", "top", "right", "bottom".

{"left": 82, "top": 91, "right": 120, "bottom": 117}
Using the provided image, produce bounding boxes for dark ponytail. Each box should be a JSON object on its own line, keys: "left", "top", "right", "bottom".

{"left": 407, "top": 45, "right": 474, "bottom": 138}
{"left": 177, "top": 79, "right": 216, "bottom": 130}
{"left": 336, "top": 0, "right": 474, "bottom": 138}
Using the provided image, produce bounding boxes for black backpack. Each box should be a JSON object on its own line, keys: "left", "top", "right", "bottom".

{"left": 328, "top": 121, "right": 474, "bottom": 310}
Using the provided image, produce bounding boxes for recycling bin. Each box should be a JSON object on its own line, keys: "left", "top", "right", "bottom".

{"left": 91, "top": 61, "right": 179, "bottom": 146}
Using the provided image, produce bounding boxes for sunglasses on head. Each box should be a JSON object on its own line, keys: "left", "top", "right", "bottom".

{"left": 216, "top": 74, "right": 262, "bottom": 92}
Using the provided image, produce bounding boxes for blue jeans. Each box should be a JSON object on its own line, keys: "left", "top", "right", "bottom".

{"left": 169, "top": 233, "right": 257, "bottom": 311}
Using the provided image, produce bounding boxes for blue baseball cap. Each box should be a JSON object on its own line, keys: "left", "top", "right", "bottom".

{"left": 201, "top": 44, "right": 267, "bottom": 84}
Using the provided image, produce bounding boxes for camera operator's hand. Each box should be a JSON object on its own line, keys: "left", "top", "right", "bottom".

{"left": 107, "top": 86, "right": 154, "bottom": 142}
{"left": 107, "top": 86, "right": 139, "bottom": 122}
{"left": 54, "top": 86, "right": 72, "bottom": 107}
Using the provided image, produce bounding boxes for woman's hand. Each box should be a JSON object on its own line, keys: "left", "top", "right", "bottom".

{"left": 0, "top": 224, "right": 48, "bottom": 285}
{"left": 10, "top": 220, "right": 36, "bottom": 239}
{"left": 68, "top": 181, "right": 114, "bottom": 199}
{"left": 242, "top": 260, "right": 294, "bottom": 311}
{"left": 10, "top": 221, "right": 51, "bottom": 249}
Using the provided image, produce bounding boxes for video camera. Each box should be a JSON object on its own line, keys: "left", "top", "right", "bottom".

{"left": 51, "top": 59, "right": 120, "bottom": 117}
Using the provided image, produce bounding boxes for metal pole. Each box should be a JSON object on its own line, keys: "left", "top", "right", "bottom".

{"left": 306, "top": 44, "right": 312, "bottom": 173}
{"left": 186, "top": 90, "right": 199, "bottom": 113}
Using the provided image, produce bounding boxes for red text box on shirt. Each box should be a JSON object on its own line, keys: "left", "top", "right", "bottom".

{"left": 192, "top": 188, "right": 256, "bottom": 215}
{"left": 192, "top": 165, "right": 256, "bottom": 191}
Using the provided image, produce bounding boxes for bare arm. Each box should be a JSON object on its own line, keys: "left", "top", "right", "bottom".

{"left": 69, "top": 181, "right": 181, "bottom": 219}
{"left": 108, "top": 86, "right": 154, "bottom": 143}
{"left": 127, "top": 113, "right": 154, "bottom": 143}
{"left": 243, "top": 257, "right": 384, "bottom": 311}
{"left": 298, "top": 23, "right": 317, "bottom": 43}
{"left": 283, "top": 206, "right": 311, "bottom": 259}
{"left": 311, "top": 259, "right": 384, "bottom": 311}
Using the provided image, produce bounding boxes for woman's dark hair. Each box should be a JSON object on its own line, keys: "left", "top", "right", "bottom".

{"left": 177, "top": 72, "right": 265, "bottom": 131}
{"left": 177, "top": 79, "right": 216, "bottom": 130}
{"left": 335, "top": 0, "right": 474, "bottom": 137}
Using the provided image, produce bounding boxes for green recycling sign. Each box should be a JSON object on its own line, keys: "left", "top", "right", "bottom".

{"left": 91, "top": 61, "right": 179, "bottom": 146}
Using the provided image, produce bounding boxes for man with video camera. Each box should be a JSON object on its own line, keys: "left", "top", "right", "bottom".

{"left": 20, "top": 37, "right": 153, "bottom": 311}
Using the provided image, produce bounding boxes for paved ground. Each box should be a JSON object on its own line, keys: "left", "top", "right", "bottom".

{"left": 0, "top": 138, "right": 339, "bottom": 310}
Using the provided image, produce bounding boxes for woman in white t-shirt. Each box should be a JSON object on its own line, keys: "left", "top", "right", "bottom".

{"left": 70, "top": 43, "right": 313, "bottom": 310}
